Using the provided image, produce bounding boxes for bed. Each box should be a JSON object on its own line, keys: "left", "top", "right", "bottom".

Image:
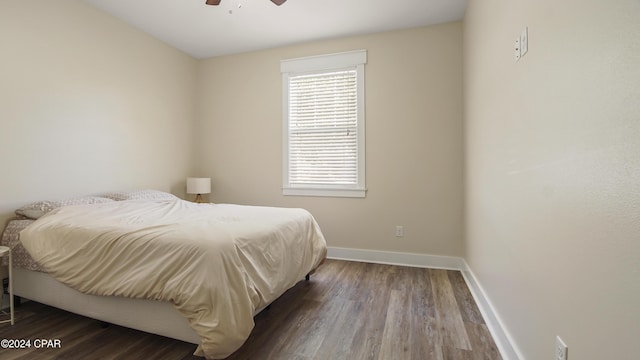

{"left": 1, "top": 190, "right": 327, "bottom": 359}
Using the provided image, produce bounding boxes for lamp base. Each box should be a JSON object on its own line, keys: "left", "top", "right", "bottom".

{"left": 194, "top": 194, "right": 204, "bottom": 203}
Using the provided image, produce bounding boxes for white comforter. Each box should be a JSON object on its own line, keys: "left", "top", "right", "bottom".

{"left": 19, "top": 200, "right": 327, "bottom": 359}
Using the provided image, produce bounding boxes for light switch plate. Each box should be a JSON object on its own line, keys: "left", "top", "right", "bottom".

{"left": 520, "top": 27, "right": 528, "bottom": 56}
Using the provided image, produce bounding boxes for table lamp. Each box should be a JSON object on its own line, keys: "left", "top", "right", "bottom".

{"left": 186, "top": 177, "right": 211, "bottom": 203}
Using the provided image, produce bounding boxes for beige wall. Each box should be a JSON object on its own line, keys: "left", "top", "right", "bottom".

{"left": 11, "top": 2, "right": 637, "bottom": 357}
{"left": 464, "top": 0, "right": 640, "bottom": 359}
{"left": 0, "top": 0, "right": 198, "bottom": 228}
{"left": 196, "top": 23, "right": 464, "bottom": 256}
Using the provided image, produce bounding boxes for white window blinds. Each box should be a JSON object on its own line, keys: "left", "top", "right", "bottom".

{"left": 288, "top": 70, "right": 358, "bottom": 186}
{"left": 281, "top": 50, "right": 367, "bottom": 198}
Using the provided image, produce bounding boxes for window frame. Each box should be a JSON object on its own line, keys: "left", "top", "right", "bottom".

{"left": 281, "top": 50, "right": 367, "bottom": 198}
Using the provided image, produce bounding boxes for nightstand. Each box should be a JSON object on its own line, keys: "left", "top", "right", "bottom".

{"left": 0, "top": 246, "right": 14, "bottom": 325}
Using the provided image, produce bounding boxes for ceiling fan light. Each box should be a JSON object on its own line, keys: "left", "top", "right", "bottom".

{"left": 271, "top": 0, "right": 287, "bottom": 5}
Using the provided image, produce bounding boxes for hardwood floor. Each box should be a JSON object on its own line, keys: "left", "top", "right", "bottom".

{"left": 0, "top": 260, "right": 501, "bottom": 359}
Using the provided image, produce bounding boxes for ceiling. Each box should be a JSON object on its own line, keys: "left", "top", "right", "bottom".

{"left": 84, "top": 0, "right": 468, "bottom": 59}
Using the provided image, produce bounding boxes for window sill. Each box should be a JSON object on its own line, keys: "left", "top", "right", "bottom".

{"left": 283, "top": 188, "right": 366, "bottom": 198}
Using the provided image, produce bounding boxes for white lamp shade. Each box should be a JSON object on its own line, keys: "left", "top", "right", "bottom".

{"left": 186, "top": 177, "right": 211, "bottom": 194}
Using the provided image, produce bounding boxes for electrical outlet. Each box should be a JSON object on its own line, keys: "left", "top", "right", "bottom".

{"left": 556, "top": 336, "right": 568, "bottom": 360}
{"left": 515, "top": 37, "right": 521, "bottom": 61}
{"left": 520, "top": 27, "right": 528, "bottom": 56}
{"left": 395, "top": 226, "right": 404, "bottom": 237}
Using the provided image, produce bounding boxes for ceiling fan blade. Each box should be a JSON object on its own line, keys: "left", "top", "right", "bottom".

{"left": 206, "top": 0, "right": 285, "bottom": 6}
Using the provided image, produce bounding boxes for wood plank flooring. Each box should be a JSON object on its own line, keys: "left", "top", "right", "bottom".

{"left": 0, "top": 260, "right": 501, "bottom": 359}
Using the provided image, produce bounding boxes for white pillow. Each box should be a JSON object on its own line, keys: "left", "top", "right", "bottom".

{"left": 101, "top": 189, "right": 179, "bottom": 201}
{"left": 15, "top": 196, "right": 115, "bottom": 219}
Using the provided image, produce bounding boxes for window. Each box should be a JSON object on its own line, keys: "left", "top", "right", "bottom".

{"left": 281, "top": 50, "right": 367, "bottom": 198}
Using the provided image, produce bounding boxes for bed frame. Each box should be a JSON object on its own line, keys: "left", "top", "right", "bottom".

{"left": 13, "top": 268, "right": 313, "bottom": 345}
{"left": 14, "top": 267, "right": 202, "bottom": 344}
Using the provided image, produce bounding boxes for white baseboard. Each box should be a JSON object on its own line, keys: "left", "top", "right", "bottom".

{"left": 326, "top": 246, "right": 522, "bottom": 360}
{"left": 460, "top": 262, "right": 524, "bottom": 360}
{"left": 327, "top": 246, "right": 465, "bottom": 270}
